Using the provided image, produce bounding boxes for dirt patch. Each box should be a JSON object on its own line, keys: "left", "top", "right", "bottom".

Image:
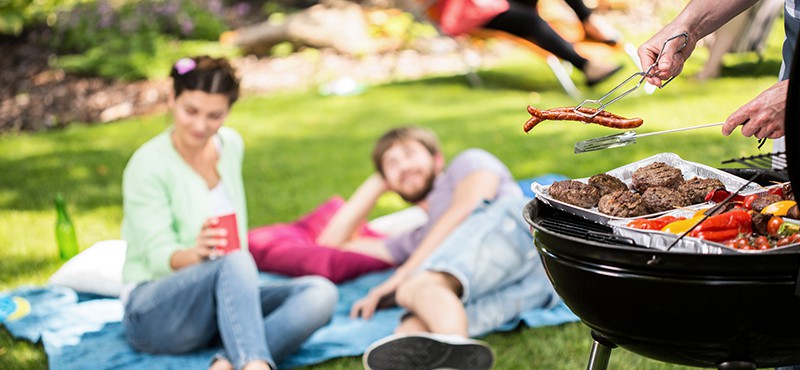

{"left": 0, "top": 33, "right": 171, "bottom": 132}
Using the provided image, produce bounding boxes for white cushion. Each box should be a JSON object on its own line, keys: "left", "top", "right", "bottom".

{"left": 48, "top": 240, "right": 127, "bottom": 297}
{"left": 367, "top": 206, "right": 428, "bottom": 237}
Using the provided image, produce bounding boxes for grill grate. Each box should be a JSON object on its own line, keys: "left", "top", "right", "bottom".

{"left": 720, "top": 151, "right": 788, "bottom": 183}
{"left": 721, "top": 151, "right": 788, "bottom": 180}
{"left": 538, "top": 211, "right": 640, "bottom": 247}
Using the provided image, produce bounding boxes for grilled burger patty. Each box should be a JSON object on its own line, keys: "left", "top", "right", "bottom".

{"left": 597, "top": 190, "right": 649, "bottom": 218}
{"left": 642, "top": 186, "right": 690, "bottom": 213}
{"left": 631, "top": 162, "right": 684, "bottom": 192}
{"left": 588, "top": 173, "right": 628, "bottom": 197}
{"left": 548, "top": 180, "right": 600, "bottom": 209}
{"left": 679, "top": 177, "right": 725, "bottom": 204}
{"left": 751, "top": 193, "right": 784, "bottom": 212}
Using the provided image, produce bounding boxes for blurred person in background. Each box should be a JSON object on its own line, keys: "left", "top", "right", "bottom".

{"left": 119, "top": 55, "right": 337, "bottom": 370}
{"left": 327, "top": 126, "right": 561, "bottom": 370}
{"left": 433, "top": 0, "right": 624, "bottom": 86}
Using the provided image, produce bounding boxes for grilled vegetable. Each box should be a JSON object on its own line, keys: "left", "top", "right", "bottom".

{"left": 761, "top": 200, "right": 798, "bottom": 216}
{"left": 689, "top": 209, "right": 752, "bottom": 242}
{"left": 661, "top": 218, "right": 702, "bottom": 234}
{"left": 627, "top": 215, "right": 686, "bottom": 230}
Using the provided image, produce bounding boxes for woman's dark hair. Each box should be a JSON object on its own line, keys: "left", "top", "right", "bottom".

{"left": 170, "top": 56, "right": 239, "bottom": 105}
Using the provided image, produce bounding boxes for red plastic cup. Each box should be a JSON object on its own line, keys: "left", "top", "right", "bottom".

{"left": 213, "top": 213, "right": 240, "bottom": 255}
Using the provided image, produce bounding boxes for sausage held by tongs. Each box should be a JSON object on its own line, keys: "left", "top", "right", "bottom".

{"left": 524, "top": 106, "right": 644, "bottom": 132}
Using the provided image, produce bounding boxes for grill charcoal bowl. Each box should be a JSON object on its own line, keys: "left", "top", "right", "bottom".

{"left": 524, "top": 198, "right": 800, "bottom": 368}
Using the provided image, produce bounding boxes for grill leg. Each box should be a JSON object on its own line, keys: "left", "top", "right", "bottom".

{"left": 587, "top": 331, "right": 617, "bottom": 370}
{"left": 717, "top": 361, "right": 756, "bottom": 370}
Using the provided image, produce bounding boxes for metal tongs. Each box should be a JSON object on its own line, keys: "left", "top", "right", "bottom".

{"left": 573, "top": 32, "right": 689, "bottom": 119}
{"left": 574, "top": 122, "right": 724, "bottom": 153}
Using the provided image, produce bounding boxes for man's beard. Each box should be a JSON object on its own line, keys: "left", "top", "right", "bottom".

{"left": 397, "top": 170, "right": 435, "bottom": 203}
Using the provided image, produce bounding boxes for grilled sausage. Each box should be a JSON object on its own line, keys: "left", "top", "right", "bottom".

{"left": 524, "top": 106, "right": 644, "bottom": 132}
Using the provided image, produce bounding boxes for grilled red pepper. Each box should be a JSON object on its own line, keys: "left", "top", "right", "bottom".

{"left": 704, "top": 188, "right": 746, "bottom": 204}
{"left": 690, "top": 209, "right": 752, "bottom": 241}
{"left": 627, "top": 215, "right": 686, "bottom": 230}
{"left": 768, "top": 186, "right": 785, "bottom": 198}
{"left": 692, "top": 229, "right": 741, "bottom": 242}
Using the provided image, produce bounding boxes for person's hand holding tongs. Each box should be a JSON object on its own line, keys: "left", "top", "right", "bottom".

{"left": 637, "top": 14, "right": 782, "bottom": 145}
{"left": 638, "top": 29, "right": 695, "bottom": 88}
{"left": 573, "top": 32, "right": 689, "bottom": 119}
{"left": 638, "top": 27, "right": 776, "bottom": 147}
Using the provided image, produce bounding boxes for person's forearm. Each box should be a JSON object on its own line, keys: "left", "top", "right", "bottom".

{"left": 399, "top": 171, "right": 501, "bottom": 273}
{"left": 317, "top": 173, "right": 387, "bottom": 246}
{"left": 670, "top": 0, "right": 758, "bottom": 42}
{"left": 170, "top": 248, "right": 203, "bottom": 270}
{"left": 398, "top": 200, "right": 477, "bottom": 273}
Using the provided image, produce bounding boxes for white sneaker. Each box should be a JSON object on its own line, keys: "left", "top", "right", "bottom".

{"left": 363, "top": 332, "right": 495, "bottom": 370}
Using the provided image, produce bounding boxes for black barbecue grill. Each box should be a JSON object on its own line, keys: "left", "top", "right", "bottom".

{"left": 520, "top": 27, "right": 800, "bottom": 370}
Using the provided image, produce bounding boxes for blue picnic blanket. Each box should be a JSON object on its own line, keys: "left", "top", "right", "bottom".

{"left": 4, "top": 271, "right": 578, "bottom": 370}
{"left": 3, "top": 175, "right": 576, "bottom": 369}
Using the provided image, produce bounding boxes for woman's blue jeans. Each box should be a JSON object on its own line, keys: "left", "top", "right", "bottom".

{"left": 122, "top": 251, "right": 338, "bottom": 369}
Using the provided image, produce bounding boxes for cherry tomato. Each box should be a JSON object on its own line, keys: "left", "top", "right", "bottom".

{"left": 767, "top": 216, "right": 785, "bottom": 236}
{"left": 777, "top": 237, "right": 793, "bottom": 246}
{"left": 736, "top": 237, "right": 751, "bottom": 249}
{"left": 742, "top": 194, "right": 759, "bottom": 210}
{"left": 752, "top": 235, "right": 770, "bottom": 249}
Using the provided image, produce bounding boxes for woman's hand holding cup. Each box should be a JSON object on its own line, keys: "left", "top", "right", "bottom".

{"left": 196, "top": 217, "right": 229, "bottom": 260}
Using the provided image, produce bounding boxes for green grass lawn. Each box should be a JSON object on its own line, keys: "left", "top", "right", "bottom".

{"left": 0, "top": 22, "right": 787, "bottom": 369}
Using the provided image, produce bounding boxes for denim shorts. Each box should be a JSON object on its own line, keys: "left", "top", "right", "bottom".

{"left": 418, "top": 196, "right": 559, "bottom": 337}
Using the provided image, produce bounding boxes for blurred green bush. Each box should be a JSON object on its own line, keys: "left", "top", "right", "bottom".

{"left": 49, "top": 0, "right": 232, "bottom": 80}
{"left": 0, "top": 0, "right": 77, "bottom": 35}
{"left": 0, "top": 0, "right": 29, "bottom": 35}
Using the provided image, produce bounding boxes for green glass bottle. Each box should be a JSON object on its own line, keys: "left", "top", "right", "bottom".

{"left": 54, "top": 194, "right": 79, "bottom": 261}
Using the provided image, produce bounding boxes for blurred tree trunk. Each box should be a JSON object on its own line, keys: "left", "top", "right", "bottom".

{"left": 221, "top": 0, "right": 402, "bottom": 55}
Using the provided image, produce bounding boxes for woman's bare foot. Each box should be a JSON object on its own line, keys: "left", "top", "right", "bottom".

{"left": 209, "top": 358, "right": 272, "bottom": 370}
{"left": 242, "top": 360, "right": 272, "bottom": 370}
{"left": 583, "top": 60, "right": 624, "bottom": 87}
{"left": 582, "top": 14, "right": 621, "bottom": 45}
{"left": 209, "top": 358, "right": 234, "bottom": 370}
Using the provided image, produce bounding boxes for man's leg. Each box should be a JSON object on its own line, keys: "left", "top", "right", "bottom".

{"left": 395, "top": 270, "right": 467, "bottom": 336}
{"left": 395, "top": 314, "right": 430, "bottom": 334}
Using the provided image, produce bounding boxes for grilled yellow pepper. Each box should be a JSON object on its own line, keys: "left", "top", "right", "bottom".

{"left": 661, "top": 218, "right": 702, "bottom": 235}
{"left": 761, "top": 200, "right": 797, "bottom": 216}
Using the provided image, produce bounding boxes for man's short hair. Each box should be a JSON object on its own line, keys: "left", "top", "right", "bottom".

{"left": 372, "top": 126, "right": 441, "bottom": 177}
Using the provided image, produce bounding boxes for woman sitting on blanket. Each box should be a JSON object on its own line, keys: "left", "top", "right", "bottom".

{"left": 119, "top": 55, "right": 338, "bottom": 370}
